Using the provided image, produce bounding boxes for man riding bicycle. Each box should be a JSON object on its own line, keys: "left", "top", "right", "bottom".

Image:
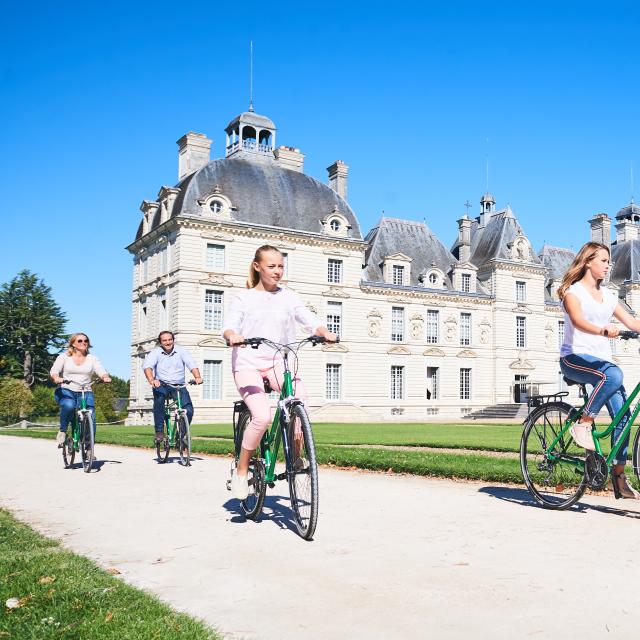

{"left": 143, "top": 331, "right": 203, "bottom": 443}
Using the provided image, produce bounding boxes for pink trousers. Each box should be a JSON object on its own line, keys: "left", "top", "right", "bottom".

{"left": 233, "top": 364, "right": 308, "bottom": 450}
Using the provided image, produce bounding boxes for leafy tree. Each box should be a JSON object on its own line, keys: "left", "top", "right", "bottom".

{"left": 0, "top": 270, "right": 67, "bottom": 385}
{"left": 31, "top": 384, "right": 59, "bottom": 418}
{"left": 94, "top": 382, "right": 118, "bottom": 423}
{"left": 0, "top": 378, "right": 33, "bottom": 423}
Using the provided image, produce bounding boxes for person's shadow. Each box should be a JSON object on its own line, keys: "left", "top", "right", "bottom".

{"left": 223, "top": 492, "right": 301, "bottom": 534}
{"left": 65, "top": 459, "right": 122, "bottom": 473}
{"left": 479, "top": 485, "right": 640, "bottom": 519}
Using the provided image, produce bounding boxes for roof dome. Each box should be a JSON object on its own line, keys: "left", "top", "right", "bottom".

{"left": 141, "top": 157, "right": 361, "bottom": 239}
{"left": 480, "top": 192, "right": 495, "bottom": 204}
{"left": 225, "top": 111, "right": 276, "bottom": 132}
{"left": 615, "top": 201, "right": 640, "bottom": 221}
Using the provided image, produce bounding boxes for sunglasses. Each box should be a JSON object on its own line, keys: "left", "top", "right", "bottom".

{"left": 75, "top": 339, "right": 89, "bottom": 344}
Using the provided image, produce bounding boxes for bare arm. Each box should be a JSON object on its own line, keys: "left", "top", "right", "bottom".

{"left": 190, "top": 367, "right": 203, "bottom": 385}
{"left": 613, "top": 303, "right": 640, "bottom": 333}
{"left": 563, "top": 293, "right": 618, "bottom": 337}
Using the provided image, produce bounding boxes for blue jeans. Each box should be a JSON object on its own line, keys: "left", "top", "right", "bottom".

{"left": 152, "top": 384, "right": 193, "bottom": 433}
{"left": 560, "top": 353, "right": 630, "bottom": 464}
{"left": 54, "top": 388, "right": 95, "bottom": 433}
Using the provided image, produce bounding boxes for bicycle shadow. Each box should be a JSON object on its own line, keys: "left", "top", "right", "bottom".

{"left": 223, "top": 493, "right": 300, "bottom": 534}
{"left": 479, "top": 486, "right": 640, "bottom": 520}
{"left": 64, "top": 459, "right": 122, "bottom": 473}
{"left": 153, "top": 456, "right": 193, "bottom": 466}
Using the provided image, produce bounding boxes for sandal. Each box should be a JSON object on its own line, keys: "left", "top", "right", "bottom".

{"left": 611, "top": 472, "right": 640, "bottom": 500}
{"left": 569, "top": 423, "right": 595, "bottom": 450}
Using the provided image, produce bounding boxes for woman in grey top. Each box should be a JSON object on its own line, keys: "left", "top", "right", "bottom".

{"left": 50, "top": 333, "right": 111, "bottom": 445}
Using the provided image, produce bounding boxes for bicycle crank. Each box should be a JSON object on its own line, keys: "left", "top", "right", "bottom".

{"left": 584, "top": 451, "right": 608, "bottom": 490}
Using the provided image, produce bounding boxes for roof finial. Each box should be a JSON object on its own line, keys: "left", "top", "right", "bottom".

{"left": 485, "top": 137, "right": 490, "bottom": 192}
{"left": 463, "top": 199, "right": 472, "bottom": 218}
{"left": 249, "top": 40, "right": 254, "bottom": 112}
{"left": 631, "top": 160, "right": 635, "bottom": 204}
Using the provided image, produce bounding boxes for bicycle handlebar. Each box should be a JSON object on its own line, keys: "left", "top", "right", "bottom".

{"left": 159, "top": 381, "right": 197, "bottom": 388}
{"left": 227, "top": 335, "right": 340, "bottom": 348}
{"left": 61, "top": 379, "right": 104, "bottom": 390}
{"left": 618, "top": 330, "right": 639, "bottom": 340}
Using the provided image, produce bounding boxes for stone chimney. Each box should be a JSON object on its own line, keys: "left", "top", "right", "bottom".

{"left": 589, "top": 213, "right": 611, "bottom": 249}
{"left": 177, "top": 132, "right": 212, "bottom": 180}
{"left": 457, "top": 216, "right": 472, "bottom": 263}
{"left": 327, "top": 160, "right": 349, "bottom": 200}
{"left": 274, "top": 146, "right": 305, "bottom": 172}
{"left": 615, "top": 220, "right": 639, "bottom": 243}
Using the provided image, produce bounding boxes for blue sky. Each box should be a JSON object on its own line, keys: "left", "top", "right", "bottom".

{"left": 1, "top": 1, "right": 639, "bottom": 378}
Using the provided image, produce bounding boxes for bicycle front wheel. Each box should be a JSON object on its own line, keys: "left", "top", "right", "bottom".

{"left": 286, "top": 403, "right": 319, "bottom": 540}
{"left": 80, "top": 413, "right": 95, "bottom": 473}
{"left": 236, "top": 410, "right": 266, "bottom": 520}
{"left": 61, "top": 430, "right": 75, "bottom": 469}
{"left": 520, "top": 402, "right": 587, "bottom": 509}
{"left": 177, "top": 414, "right": 191, "bottom": 467}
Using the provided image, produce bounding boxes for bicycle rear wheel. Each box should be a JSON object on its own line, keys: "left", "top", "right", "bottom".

{"left": 236, "top": 410, "right": 266, "bottom": 520}
{"left": 286, "top": 403, "right": 319, "bottom": 540}
{"left": 177, "top": 414, "right": 191, "bottom": 467}
{"left": 80, "top": 413, "right": 95, "bottom": 473}
{"left": 520, "top": 402, "right": 587, "bottom": 509}
{"left": 61, "top": 430, "right": 75, "bottom": 469}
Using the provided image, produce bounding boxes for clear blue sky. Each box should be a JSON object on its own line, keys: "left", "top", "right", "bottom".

{"left": 2, "top": 1, "right": 639, "bottom": 378}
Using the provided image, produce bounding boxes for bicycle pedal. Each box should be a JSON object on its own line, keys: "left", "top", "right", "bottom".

{"left": 226, "top": 479, "right": 232, "bottom": 491}
{"left": 268, "top": 482, "right": 275, "bottom": 488}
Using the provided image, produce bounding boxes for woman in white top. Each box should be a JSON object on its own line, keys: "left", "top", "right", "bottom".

{"left": 559, "top": 242, "right": 640, "bottom": 499}
{"left": 223, "top": 245, "right": 337, "bottom": 500}
{"left": 50, "top": 333, "right": 111, "bottom": 446}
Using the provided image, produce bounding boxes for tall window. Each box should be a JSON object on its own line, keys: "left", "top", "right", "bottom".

{"left": 326, "top": 364, "right": 342, "bottom": 400}
{"left": 426, "top": 310, "right": 439, "bottom": 344}
{"left": 327, "top": 259, "right": 343, "bottom": 284}
{"left": 516, "top": 281, "right": 526, "bottom": 303}
{"left": 426, "top": 367, "right": 439, "bottom": 400}
{"left": 461, "top": 273, "right": 471, "bottom": 293}
{"left": 204, "top": 290, "right": 223, "bottom": 330}
{"left": 460, "top": 368, "right": 471, "bottom": 400}
{"left": 558, "top": 320, "right": 565, "bottom": 348}
{"left": 391, "top": 307, "right": 404, "bottom": 342}
{"left": 206, "top": 244, "right": 225, "bottom": 271}
{"left": 460, "top": 312, "right": 472, "bottom": 346}
{"left": 393, "top": 265, "right": 405, "bottom": 286}
{"left": 158, "top": 295, "right": 167, "bottom": 331}
{"left": 202, "top": 360, "right": 222, "bottom": 400}
{"left": 326, "top": 301, "right": 342, "bottom": 337}
{"left": 391, "top": 365, "right": 404, "bottom": 400}
{"left": 516, "top": 316, "right": 527, "bottom": 348}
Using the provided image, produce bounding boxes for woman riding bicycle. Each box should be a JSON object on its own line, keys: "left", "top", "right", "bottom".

{"left": 222, "top": 245, "right": 336, "bottom": 500}
{"left": 50, "top": 332, "right": 111, "bottom": 447}
{"left": 559, "top": 241, "right": 640, "bottom": 499}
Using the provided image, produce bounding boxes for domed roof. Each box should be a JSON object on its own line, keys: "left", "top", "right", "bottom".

{"left": 225, "top": 111, "right": 276, "bottom": 132}
{"left": 610, "top": 239, "right": 640, "bottom": 284}
{"left": 480, "top": 192, "right": 495, "bottom": 203}
{"left": 145, "top": 157, "right": 361, "bottom": 239}
{"left": 615, "top": 201, "right": 640, "bottom": 221}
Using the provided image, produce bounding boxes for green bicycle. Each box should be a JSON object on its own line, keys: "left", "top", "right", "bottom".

{"left": 155, "top": 381, "right": 195, "bottom": 466}
{"left": 60, "top": 380, "right": 99, "bottom": 473}
{"left": 227, "top": 336, "right": 329, "bottom": 540}
{"left": 520, "top": 330, "right": 640, "bottom": 509}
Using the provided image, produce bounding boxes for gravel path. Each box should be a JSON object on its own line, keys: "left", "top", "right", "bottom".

{"left": 1, "top": 435, "right": 639, "bottom": 639}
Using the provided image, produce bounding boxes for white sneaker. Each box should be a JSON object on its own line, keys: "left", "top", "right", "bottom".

{"left": 231, "top": 473, "right": 249, "bottom": 500}
{"left": 56, "top": 431, "right": 66, "bottom": 446}
{"left": 570, "top": 423, "right": 595, "bottom": 450}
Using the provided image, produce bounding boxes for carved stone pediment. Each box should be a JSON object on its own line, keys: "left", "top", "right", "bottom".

{"left": 321, "top": 342, "right": 349, "bottom": 353}
{"left": 423, "top": 347, "right": 445, "bottom": 357}
{"left": 198, "top": 337, "right": 227, "bottom": 347}
{"left": 509, "top": 355, "right": 536, "bottom": 370}
{"left": 199, "top": 231, "right": 235, "bottom": 241}
{"left": 512, "top": 304, "right": 532, "bottom": 314}
{"left": 387, "top": 346, "right": 411, "bottom": 355}
{"left": 322, "top": 286, "right": 350, "bottom": 298}
{"left": 457, "top": 349, "right": 477, "bottom": 358}
{"left": 200, "top": 273, "right": 233, "bottom": 287}
{"left": 323, "top": 247, "right": 350, "bottom": 256}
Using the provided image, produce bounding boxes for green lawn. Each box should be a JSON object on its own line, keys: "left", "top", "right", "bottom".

{"left": 0, "top": 509, "right": 220, "bottom": 639}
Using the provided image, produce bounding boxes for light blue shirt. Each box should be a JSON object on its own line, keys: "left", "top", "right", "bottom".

{"left": 143, "top": 345, "right": 197, "bottom": 384}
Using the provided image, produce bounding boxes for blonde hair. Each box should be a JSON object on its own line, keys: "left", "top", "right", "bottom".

{"left": 66, "top": 333, "right": 92, "bottom": 355}
{"left": 246, "top": 245, "right": 283, "bottom": 288}
{"left": 558, "top": 242, "right": 610, "bottom": 300}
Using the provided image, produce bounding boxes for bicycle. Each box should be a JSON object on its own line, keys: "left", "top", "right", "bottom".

{"left": 520, "top": 330, "right": 640, "bottom": 509}
{"left": 155, "top": 381, "right": 195, "bottom": 465}
{"left": 226, "top": 335, "right": 331, "bottom": 540}
{"left": 60, "top": 380, "right": 100, "bottom": 473}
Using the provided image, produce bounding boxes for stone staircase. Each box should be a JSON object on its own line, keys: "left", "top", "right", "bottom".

{"left": 463, "top": 403, "right": 529, "bottom": 421}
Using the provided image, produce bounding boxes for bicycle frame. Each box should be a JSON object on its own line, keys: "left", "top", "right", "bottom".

{"left": 69, "top": 385, "right": 93, "bottom": 451}
{"left": 162, "top": 384, "right": 187, "bottom": 444}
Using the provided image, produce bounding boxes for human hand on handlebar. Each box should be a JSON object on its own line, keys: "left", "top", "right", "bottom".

{"left": 224, "top": 332, "right": 246, "bottom": 347}
{"left": 602, "top": 324, "right": 619, "bottom": 338}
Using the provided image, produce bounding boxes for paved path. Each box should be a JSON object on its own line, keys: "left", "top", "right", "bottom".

{"left": 1, "top": 435, "right": 640, "bottom": 639}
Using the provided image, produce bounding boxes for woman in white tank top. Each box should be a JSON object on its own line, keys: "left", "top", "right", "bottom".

{"left": 559, "top": 242, "right": 640, "bottom": 499}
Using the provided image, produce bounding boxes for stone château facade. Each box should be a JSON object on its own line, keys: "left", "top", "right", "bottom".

{"left": 126, "top": 107, "right": 640, "bottom": 423}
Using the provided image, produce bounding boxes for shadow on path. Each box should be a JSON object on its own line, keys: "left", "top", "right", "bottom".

{"left": 223, "top": 493, "right": 299, "bottom": 535}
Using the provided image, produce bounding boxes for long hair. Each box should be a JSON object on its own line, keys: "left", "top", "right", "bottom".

{"left": 66, "top": 333, "right": 91, "bottom": 355}
{"left": 246, "top": 245, "right": 283, "bottom": 288}
{"left": 558, "top": 242, "right": 610, "bottom": 300}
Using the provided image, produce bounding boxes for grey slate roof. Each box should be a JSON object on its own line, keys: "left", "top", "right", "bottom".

{"left": 610, "top": 239, "right": 640, "bottom": 284}
{"left": 538, "top": 244, "right": 575, "bottom": 281}
{"left": 226, "top": 111, "right": 276, "bottom": 132}
{"left": 363, "top": 218, "right": 458, "bottom": 288}
{"left": 138, "top": 156, "right": 360, "bottom": 240}
{"left": 615, "top": 202, "right": 640, "bottom": 221}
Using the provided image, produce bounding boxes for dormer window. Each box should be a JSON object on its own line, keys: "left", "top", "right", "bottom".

{"left": 322, "top": 210, "right": 350, "bottom": 237}
{"left": 393, "top": 265, "right": 405, "bottom": 286}
{"left": 330, "top": 219, "right": 341, "bottom": 232}
{"left": 210, "top": 199, "right": 223, "bottom": 214}
{"left": 198, "top": 190, "right": 233, "bottom": 219}
{"left": 423, "top": 268, "right": 445, "bottom": 290}
{"left": 383, "top": 253, "right": 412, "bottom": 286}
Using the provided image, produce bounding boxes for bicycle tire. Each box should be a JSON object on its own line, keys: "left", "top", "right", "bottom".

{"left": 520, "top": 401, "right": 587, "bottom": 509}
{"left": 286, "top": 403, "right": 319, "bottom": 539}
{"left": 631, "top": 426, "right": 640, "bottom": 486}
{"left": 236, "top": 410, "right": 267, "bottom": 520}
{"left": 61, "top": 430, "right": 75, "bottom": 469}
{"left": 177, "top": 413, "right": 191, "bottom": 467}
{"left": 80, "top": 413, "right": 95, "bottom": 473}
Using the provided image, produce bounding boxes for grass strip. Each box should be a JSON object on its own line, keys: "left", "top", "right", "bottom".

{"left": 0, "top": 509, "right": 220, "bottom": 639}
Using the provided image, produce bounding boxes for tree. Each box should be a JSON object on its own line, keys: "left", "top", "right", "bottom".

{"left": 31, "top": 384, "right": 59, "bottom": 418}
{"left": 0, "top": 378, "right": 33, "bottom": 423}
{"left": 93, "top": 376, "right": 130, "bottom": 423}
{"left": 0, "top": 270, "right": 67, "bottom": 385}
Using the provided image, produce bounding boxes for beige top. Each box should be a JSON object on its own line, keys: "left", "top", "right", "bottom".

{"left": 50, "top": 354, "right": 107, "bottom": 390}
